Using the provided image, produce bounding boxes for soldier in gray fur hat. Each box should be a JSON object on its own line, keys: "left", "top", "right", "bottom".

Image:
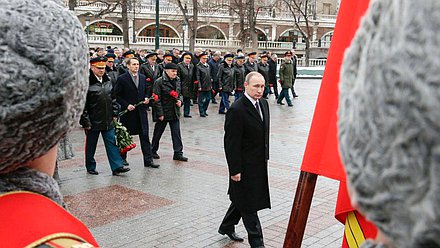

{"left": 0, "top": 0, "right": 98, "bottom": 246}
{"left": 338, "top": 0, "right": 440, "bottom": 247}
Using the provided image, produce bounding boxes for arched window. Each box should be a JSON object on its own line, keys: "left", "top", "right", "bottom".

{"left": 139, "top": 24, "right": 178, "bottom": 37}
{"left": 196, "top": 26, "right": 225, "bottom": 39}
{"left": 321, "top": 31, "right": 334, "bottom": 42}
{"left": 278, "top": 29, "right": 304, "bottom": 43}
{"left": 87, "top": 21, "right": 122, "bottom": 35}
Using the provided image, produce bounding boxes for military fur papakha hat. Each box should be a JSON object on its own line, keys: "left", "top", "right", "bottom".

{"left": 0, "top": 0, "right": 88, "bottom": 174}
{"left": 338, "top": 0, "right": 440, "bottom": 247}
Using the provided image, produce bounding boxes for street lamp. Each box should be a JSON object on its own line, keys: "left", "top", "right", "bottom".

{"left": 264, "top": 26, "right": 270, "bottom": 50}
{"left": 155, "top": 0, "right": 160, "bottom": 50}
{"left": 85, "top": 17, "right": 90, "bottom": 43}
{"left": 182, "top": 21, "right": 187, "bottom": 51}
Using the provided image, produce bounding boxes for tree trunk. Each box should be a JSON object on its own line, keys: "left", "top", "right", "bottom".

{"left": 248, "top": 0, "right": 258, "bottom": 50}
{"left": 68, "top": 0, "right": 77, "bottom": 11}
{"left": 189, "top": 0, "right": 198, "bottom": 51}
{"left": 304, "top": 38, "right": 310, "bottom": 67}
{"left": 121, "top": 0, "right": 130, "bottom": 48}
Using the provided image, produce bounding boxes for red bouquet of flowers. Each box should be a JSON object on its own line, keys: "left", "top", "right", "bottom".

{"left": 146, "top": 78, "right": 151, "bottom": 82}
{"left": 170, "top": 90, "right": 179, "bottom": 99}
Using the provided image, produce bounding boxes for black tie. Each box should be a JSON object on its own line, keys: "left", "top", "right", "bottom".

{"left": 255, "top": 101, "right": 262, "bottom": 120}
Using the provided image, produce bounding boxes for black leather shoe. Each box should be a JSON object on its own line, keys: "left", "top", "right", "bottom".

{"left": 277, "top": 102, "right": 285, "bottom": 105}
{"left": 293, "top": 94, "right": 299, "bottom": 98}
{"left": 173, "top": 154, "right": 188, "bottom": 162}
{"left": 184, "top": 115, "right": 192, "bottom": 118}
{"left": 123, "top": 159, "right": 129, "bottom": 166}
{"left": 218, "top": 111, "right": 226, "bottom": 115}
{"left": 212, "top": 101, "right": 218, "bottom": 104}
{"left": 200, "top": 114, "right": 206, "bottom": 117}
{"left": 218, "top": 229, "right": 244, "bottom": 242}
{"left": 152, "top": 153, "right": 160, "bottom": 159}
{"left": 87, "top": 170, "right": 99, "bottom": 175}
{"left": 205, "top": 113, "right": 209, "bottom": 116}
{"left": 288, "top": 104, "right": 293, "bottom": 107}
{"left": 145, "top": 162, "right": 160, "bottom": 168}
{"left": 112, "top": 166, "right": 130, "bottom": 176}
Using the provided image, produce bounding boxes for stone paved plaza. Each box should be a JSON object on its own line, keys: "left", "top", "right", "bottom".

{"left": 58, "top": 79, "right": 344, "bottom": 248}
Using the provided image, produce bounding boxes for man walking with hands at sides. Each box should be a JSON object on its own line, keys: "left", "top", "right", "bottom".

{"left": 114, "top": 57, "right": 160, "bottom": 168}
{"left": 218, "top": 72, "right": 270, "bottom": 248}
{"left": 151, "top": 63, "right": 188, "bottom": 162}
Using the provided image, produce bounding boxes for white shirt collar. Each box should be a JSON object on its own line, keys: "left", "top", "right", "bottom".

{"left": 244, "top": 92, "right": 257, "bottom": 105}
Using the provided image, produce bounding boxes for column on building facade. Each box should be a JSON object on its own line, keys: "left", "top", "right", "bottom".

{"left": 228, "top": 21, "right": 235, "bottom": 48}
{"left": 128, "top": 18, "right": 134, "bottom": 44}
{"left": 271, "top": 24, "right": 277, "bottom": 42}
{"left": 312, "top": 24, "right": 318, "bottom": 42}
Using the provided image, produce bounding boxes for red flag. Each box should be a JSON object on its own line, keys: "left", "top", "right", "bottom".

{"left": 299, "top": 0, "right": 377, "bottom": 246}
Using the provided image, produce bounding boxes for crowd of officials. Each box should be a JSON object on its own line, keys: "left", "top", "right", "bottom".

{"left": 82, "top": 46, "right": 299, "bottom": 176}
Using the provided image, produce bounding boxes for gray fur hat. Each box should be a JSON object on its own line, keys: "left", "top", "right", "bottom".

{"left": 338, "top": 0, "right": 440, "bottom": 247}
{"left": 0, "top": 0, "right": 88, "bottom": 173}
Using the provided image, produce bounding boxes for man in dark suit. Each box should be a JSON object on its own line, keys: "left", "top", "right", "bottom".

{"left": 114, "top": 57, "right": 159, "bottom": 168}
{"left": 218, "top": 71, "right": 270, "bottom": 248}
{"left": 139, "top": 52, "right": 160, "bottom": 89}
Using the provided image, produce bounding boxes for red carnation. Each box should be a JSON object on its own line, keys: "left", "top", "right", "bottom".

{"left": 212, "top": 89, "right": 216, "bottom": 94}
{"left": 170, "top": 90, "right": 179, "bottom": 99}
{"left": 194, "top": 81, "right": 198, "bottom": 84}
{"left": 151, "top": 93, "right": 159, "bottom": 102}
{"left": 269, "top": 84, "right": 273, "bottom": 87}
{"left": 146, "top": 78, "right": 151, "bottom": 82}
{"left": 236, "top": 87, "right": 243, "bottom": 91}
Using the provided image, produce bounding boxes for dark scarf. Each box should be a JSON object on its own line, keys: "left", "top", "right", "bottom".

{"left": 0, "top": 167, "right": 64, "bottom": 207}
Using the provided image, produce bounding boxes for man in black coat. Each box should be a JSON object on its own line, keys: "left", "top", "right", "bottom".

{"left": 218, "top": 72, "right": 270, "bottom": 248}
{"left": 139, "top": 52, "right": 160, "bottom": 91}
{"left": 151, "top": 63, "right": 188, "bottom": 162}
{"left": 113, "top": 57, "right": 159, "bottom": 168}
{"left": 290, "top": 49, "right": 298, "bottom": 98}
{"left": 257, "top": 54, "right": 270, "bottom": 99}
{"left": 268, "top": 54, "right": 279, "bottom": 99}
{"left": 105, "top": 53, "right": 118, "bottom": 86}
{"left": 244, "top": 52, "right": 258, "bottom": 78}
{"left": 196, "top": 52, "right": 212, "bottom": 117}
{"left": 177, "top": 52, "right": 194, "bottom": 118}
{"left": 80, "top": 56, "right": 130, "bottom": 176}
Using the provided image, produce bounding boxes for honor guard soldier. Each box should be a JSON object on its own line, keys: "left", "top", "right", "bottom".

{"left": 117, "top": 50, "right": 135, "bottom": 76}
{"left": 196, "top": 52, "right": 213, "bottom": 117}
{"left": 244, "top": 52, "right": 258, "bottom": 77}
{"left": 233, "top": 55, "right": 246, "bottom": 100}
{"left": 177, "top": 52, "right": 195, "bottom": 117}
{"left": 0, "top": 0, "right": 98, "bottom": 246}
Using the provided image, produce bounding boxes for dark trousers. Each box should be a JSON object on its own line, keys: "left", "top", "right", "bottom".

{"left": 278, "top": 88, "right": 292, "bottom": 105}
{"left": 183, "top": 97, "right": 191, "bottom": 116}
{"left": 271, "top": 82, "right": 279, "bottom": 98}
{"left": 290, "top": 78, "right": 297, "bottom": 97}
{"left": 263, "top": 86, "right": 269, "bottom": 98}
{"left": 219, "top": 91, "right": 231, "bottom": 113}
{"left": 211, "top": 81, "right": 219, "bottom": 102}
{"left": 85, "top": 128, "right": 123, "bottom": 172}
{"left": 121, "top": 132, "right": 153, "bottom": 166}
{"left": 234, "top": 91, "right": 243, "bottom": 101}
{"left": 151, "top": 119, "right": 183, "bottom": 155}
{"left": 198, "top": 91, "right": 211, "bottom": 115}
{"left": 219, "top": 202, "right": 264, "bottom": 248}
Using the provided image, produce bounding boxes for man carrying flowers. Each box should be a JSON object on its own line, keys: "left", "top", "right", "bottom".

{"left": 80, "top": 56, "right": 130, "bottom": 176}
{"left": 151, "top": 63, "right": 189, "bottom": 162}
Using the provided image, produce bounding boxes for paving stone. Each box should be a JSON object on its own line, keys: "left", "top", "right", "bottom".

{"left": 58, "top": 79, "right": 345, "bottom": 247}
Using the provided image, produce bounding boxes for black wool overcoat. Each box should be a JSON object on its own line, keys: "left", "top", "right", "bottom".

{"left": 114, "top": 72, "right": 150, "bottom": 136}
{"left": 224, "top": 96, "right": 271, "bottom": 213}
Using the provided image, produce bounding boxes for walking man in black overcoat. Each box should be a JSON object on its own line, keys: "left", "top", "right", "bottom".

{"left": 218, "top": 71, "right": 270, "bottom": 248}
{"left": 114, "top": 57, "right": 159, "bottom": 168}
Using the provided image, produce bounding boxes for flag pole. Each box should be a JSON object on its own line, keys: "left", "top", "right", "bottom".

{"left": 283, "top": 171, "right": 318, "bottom": 248}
